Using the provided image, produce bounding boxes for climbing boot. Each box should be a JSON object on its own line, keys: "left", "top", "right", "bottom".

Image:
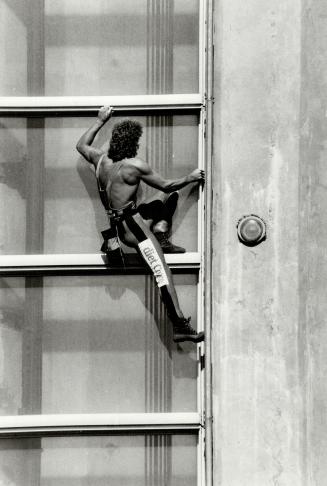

{"left": 173, "top": 317, "right": 204, "bottom": 343}
{"left": 154, "top": 192, "right": 185, "bottom": 252}
{"left": 154, "top": 232, "right": 186, "bottom": 253}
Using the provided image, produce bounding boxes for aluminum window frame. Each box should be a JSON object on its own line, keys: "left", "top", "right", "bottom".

{"left": 0, "top": 94, "right": 202, "bottom": 113}
{"left": 0, "top": 253, "right": 201, "bottom": 275}
{"left": 0, "top": 413, "right": 201, "bottom": 436}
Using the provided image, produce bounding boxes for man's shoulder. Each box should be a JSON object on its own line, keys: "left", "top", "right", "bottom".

{"left": 126, "top": 158, "right": 150, "bottom": 174}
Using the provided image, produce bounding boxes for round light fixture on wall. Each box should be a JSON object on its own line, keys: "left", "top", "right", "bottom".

{"left": 236, "top": 214, "right": 266, "bottom": 246}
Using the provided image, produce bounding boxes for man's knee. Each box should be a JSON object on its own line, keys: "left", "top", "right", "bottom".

{"left": 138, "top": 200, "right": 165, "bottom": 221}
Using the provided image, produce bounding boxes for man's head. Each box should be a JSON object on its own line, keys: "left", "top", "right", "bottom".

{"left": 108, "top": 119, "right": 143, "bottom": 162}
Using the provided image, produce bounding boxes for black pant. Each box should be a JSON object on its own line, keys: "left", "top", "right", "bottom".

{"left": 137, "top": 195, "right": 178, "bottom": 228}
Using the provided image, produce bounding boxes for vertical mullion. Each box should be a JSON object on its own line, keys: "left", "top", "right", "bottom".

{"left": 147, "top": 0, "right": 152, "bottom": 95}
{"left": 23, "top": 0, "right": 45, "bottom": 413}
{"left": 203, "top": 1, "right": 213, "bottom": 485}
{"left": 26, "top": 0, "right": 45, "bottom": 254}
{"left": 198, "top": 3, "right": 208, "bottom": 486}
{"left": 167, "top": 0, "right": 174, "bottom": 93}
{"left": 197, "top": 158, "right": 206, "bottom": 486}
{"left": 26, "top": 0, "right": 45, "bottom": 252}
{"left": 199, "top": 0, "right": 206, "bottom": 96}
{"left": 21, "top": 277, "right": 43, "bottom": 486}
{"left": 27, "top": 0, "right": 45, "bottom": 97}
{"left": 155, "top": 0, "right": 160, "bottom": 94}
{"left": 23, "top": 3, "right": 45, "bottom": 485}
{"left": 25, "top": 118, "right": 45, "bottom": 254}
{"left": 22, "top": 278, "right": 43, "bottom": 414}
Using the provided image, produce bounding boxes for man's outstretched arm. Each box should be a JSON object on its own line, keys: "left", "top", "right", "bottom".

{"left": 76, "top": 106, "right": 114, "bottom": 167}
{"left": 135, "top": 160, "right": 205, "bottom": 193}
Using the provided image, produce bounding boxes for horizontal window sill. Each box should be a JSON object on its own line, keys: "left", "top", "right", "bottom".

{"left": 0, "top": 252, "right": 201, "bottom": 275}
{"left": 0, "top": 94, "right": 202, "bottom": 114}
{"left": 0, "top": 413, "right": 201, "bottom": 436}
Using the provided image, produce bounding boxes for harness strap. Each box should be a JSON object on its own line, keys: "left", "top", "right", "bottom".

{"left": 95, "top": 154, "right": 110, "bottom": 211}
{"left": 96, "top": 153, "right": 105, "bottom": 178}
{"left": 96, "top": 155, "right": 126, "bottom": 213}
{"left": 108, "top": 201, "right": 137, "bottom": 217}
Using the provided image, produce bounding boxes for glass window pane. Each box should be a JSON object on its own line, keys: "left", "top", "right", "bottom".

{"left": 0, "top": 115, "right": 199, "bottom": 255}
{"left": 0, "top": 275, "right": 198, "bottom": 415}
{"left": 0, "top": 434, "right": 197, "bottom": 486}
{"left": 0, "top": 0, "right": 199, "bottom": 96}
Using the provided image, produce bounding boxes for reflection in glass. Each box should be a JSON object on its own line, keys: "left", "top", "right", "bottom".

{"left": 0, "top": 434, "right": 197, "bottom": 486}
{"left": 0, "top": 115, "right": 199, "bottom": 255}
{"left": 0, "top": 275, "right": 198, "bottom": 415}
{"left": 0, "top": 0, "right": 199, "bottom": 96}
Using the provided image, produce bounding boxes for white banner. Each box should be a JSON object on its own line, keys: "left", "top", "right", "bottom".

{"left": 138, "top": 239, "right": 169, "bottom": 288}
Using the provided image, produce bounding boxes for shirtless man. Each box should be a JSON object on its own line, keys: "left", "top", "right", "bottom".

{"left": 76, "top": 106, "right": 204, "bottom": 343}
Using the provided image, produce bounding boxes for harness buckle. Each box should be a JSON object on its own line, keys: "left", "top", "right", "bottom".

{"left": 108, "top": 201, "right": 137, "bottom": 223}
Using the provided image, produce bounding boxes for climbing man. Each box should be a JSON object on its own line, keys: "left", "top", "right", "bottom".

{"left": 76, "top": 105, "right": 204, "bottom": 343}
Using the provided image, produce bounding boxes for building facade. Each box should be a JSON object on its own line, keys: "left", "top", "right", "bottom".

{"left": 0, "top": 0, "right": 327, "bottom": 485}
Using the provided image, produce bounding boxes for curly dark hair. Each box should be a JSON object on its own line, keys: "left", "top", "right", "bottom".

{"left": 108, "top": 120, "right": 143, "bottom": 162}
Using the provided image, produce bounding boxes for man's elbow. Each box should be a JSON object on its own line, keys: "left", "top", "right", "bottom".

{"left": 162, "top": 181, "right": 175, "bottom": 193}
{"left": 160, "top": 182, "right": 170, "bottom": 193}
{"left": 76, "top": 142, "right": 86, "bottom": 157}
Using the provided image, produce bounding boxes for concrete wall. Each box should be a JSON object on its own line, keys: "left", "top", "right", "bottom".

{"left": 211, "top": 0, "right": 327, "bottom": 484}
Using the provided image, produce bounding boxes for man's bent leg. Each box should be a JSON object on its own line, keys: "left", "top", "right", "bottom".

{"left": 153, "top": 192, "right": 186, "bottom": 253}
{"left": 138, "top": 195, "right": 186, "bottom": 253}
{"left": 123, "top": 213, "right": 204, "bottom": 342}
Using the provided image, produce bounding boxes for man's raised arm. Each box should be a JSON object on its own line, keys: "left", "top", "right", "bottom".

{"left": 136, "top": 159, "right": 205, "bottom": 193}
{"left": 76, "top": 106, "right": 114, "bottom": 167}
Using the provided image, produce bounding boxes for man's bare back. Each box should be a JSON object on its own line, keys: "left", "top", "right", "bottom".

{"left": 97, "top": 156, "right": 144, "bottom": 209}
